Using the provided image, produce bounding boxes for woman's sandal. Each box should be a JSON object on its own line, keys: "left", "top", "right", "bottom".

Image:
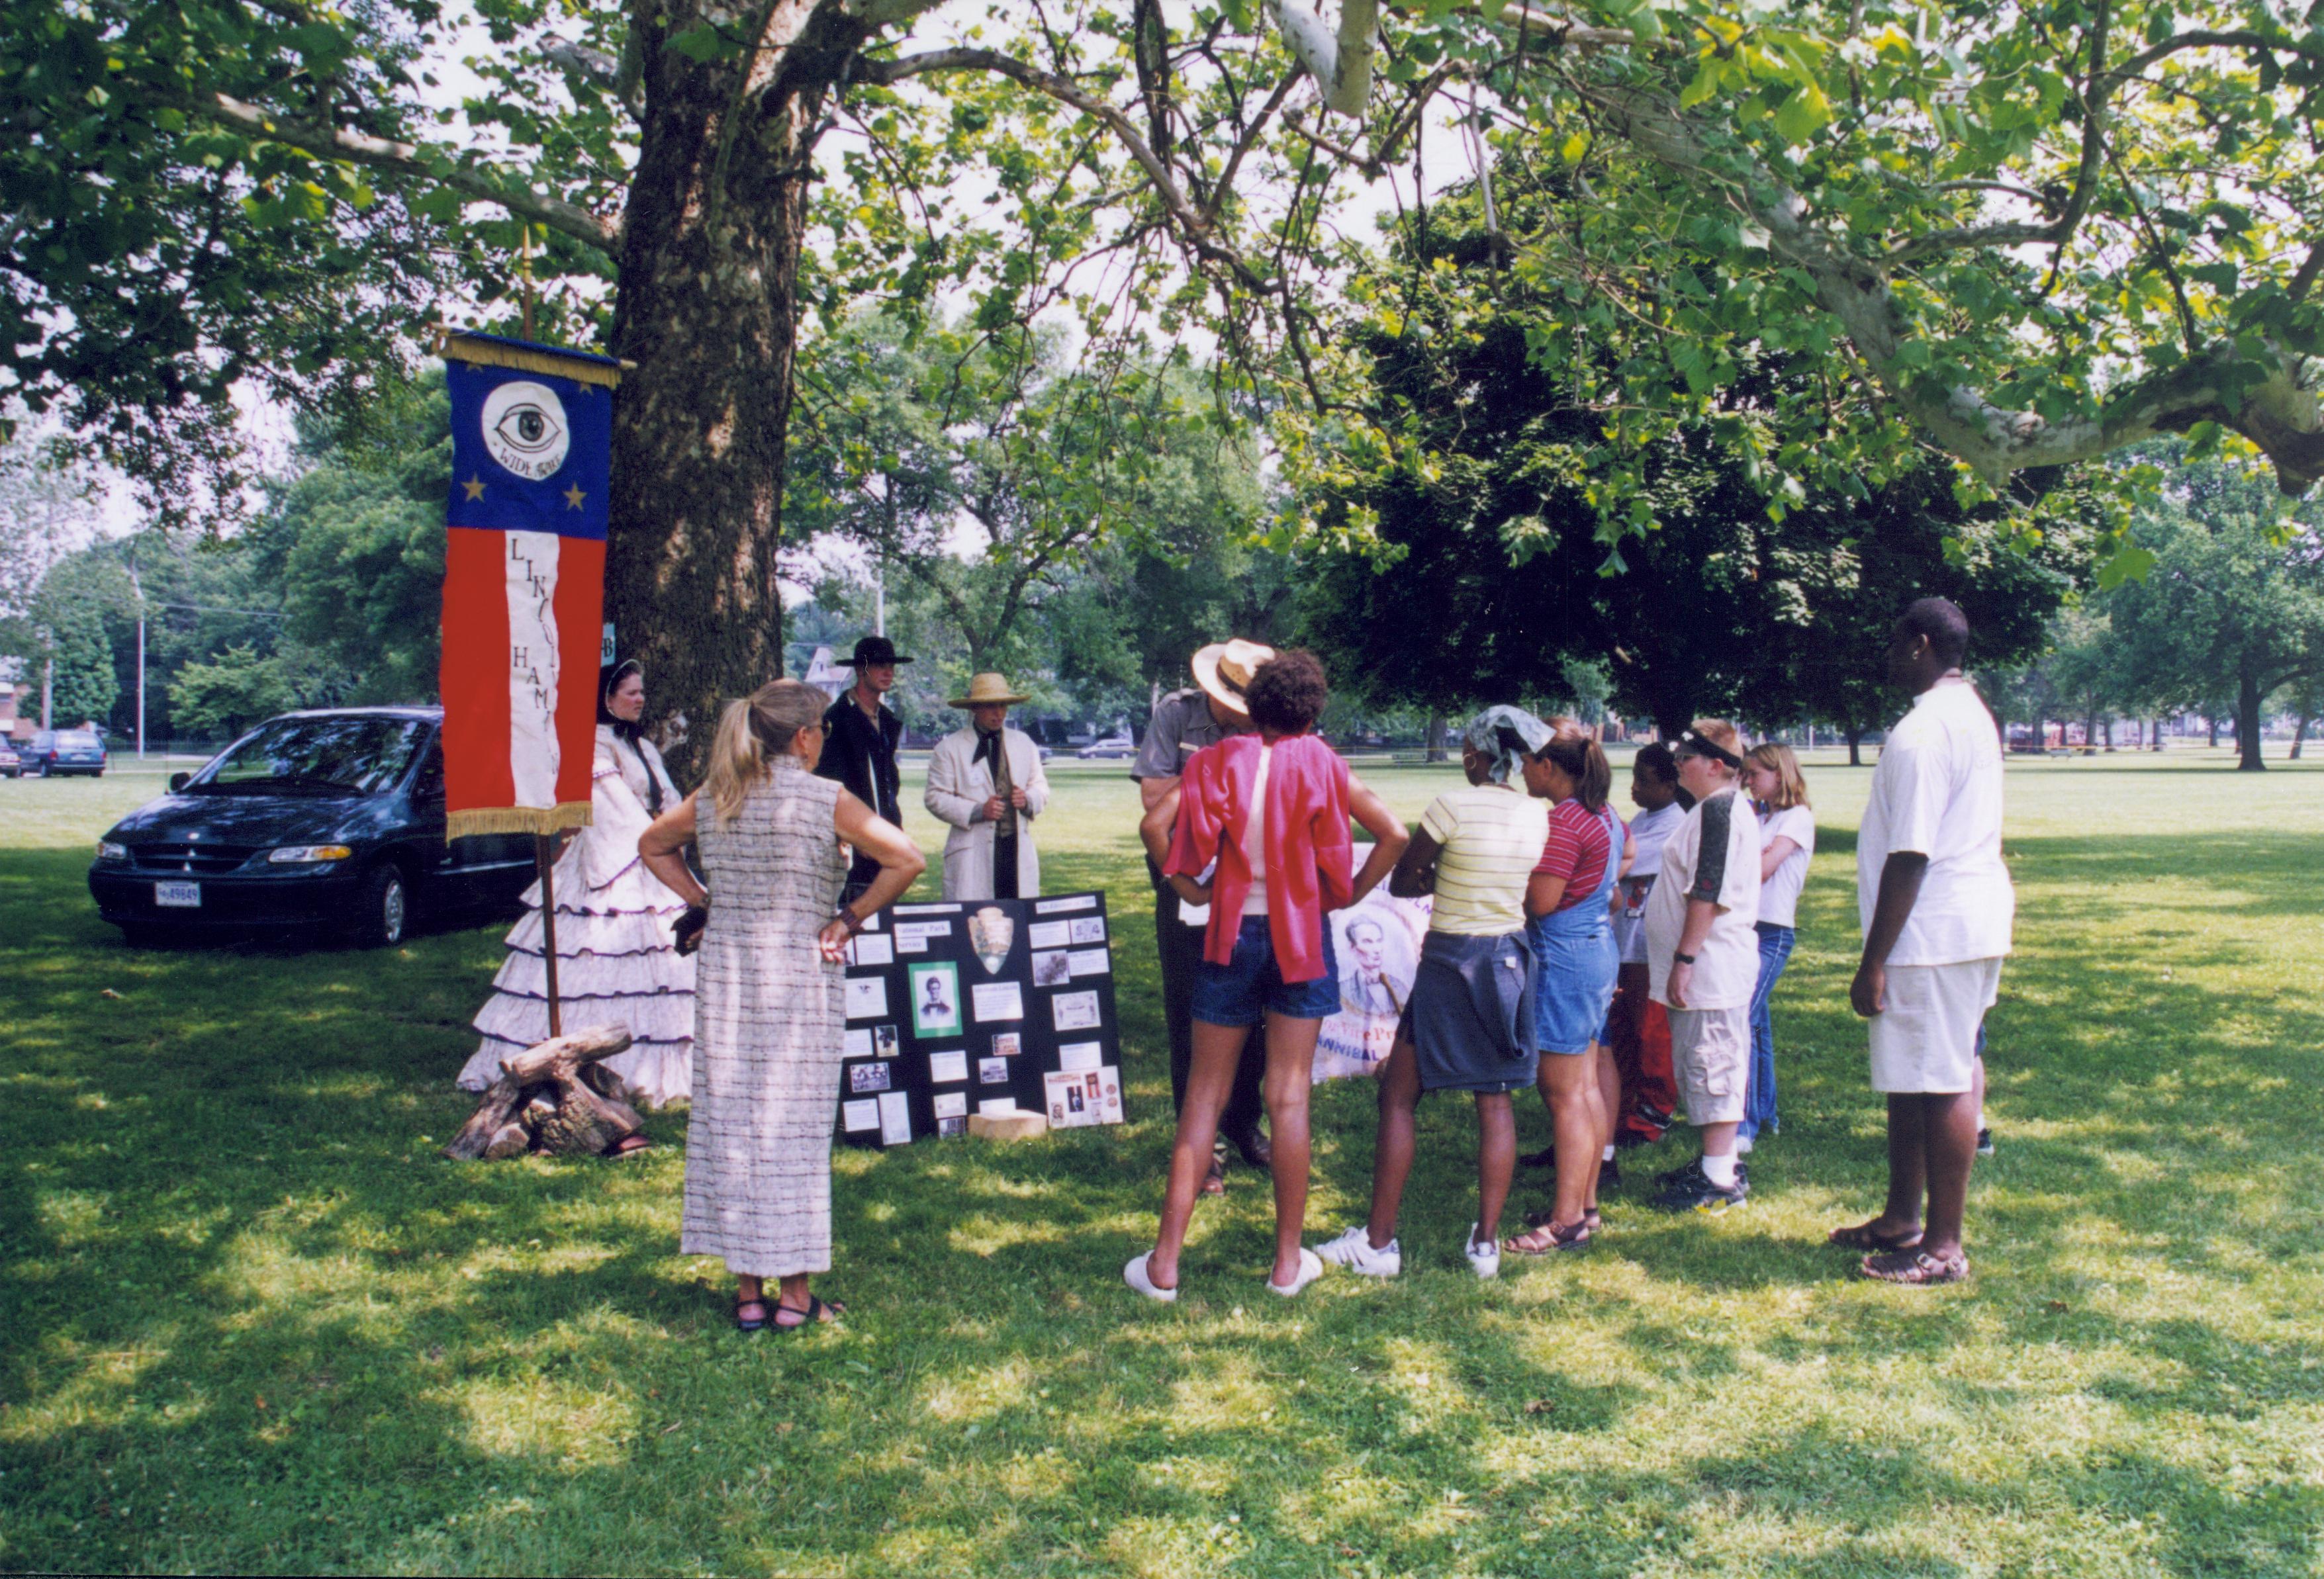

{"left": 1827, "top": 1219, "right": 1925, "bottom": 1253}
{"left": 1503, "top": 1219, "right": 1591, "bottom": 1255}
{"left": 772, "top": 1294, "right": 846, "bottom": 1330}
{"left": 733, "top": 1298, "right": 771, "bottom": 1333}
{"left": 1859, "top": 1248, "right": 1969, "bottom": 1286}
{"left": 1523, "top": 1206, "right": 1603, "bottom": 1234}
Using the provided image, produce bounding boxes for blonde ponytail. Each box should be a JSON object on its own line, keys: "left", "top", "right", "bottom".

{"left": 703, "top": 680, "right": 829, "bottom": 826}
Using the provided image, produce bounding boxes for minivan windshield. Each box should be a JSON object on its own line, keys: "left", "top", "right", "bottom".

{"left": 192, "top": 716, "right": 428, "bottom": 795}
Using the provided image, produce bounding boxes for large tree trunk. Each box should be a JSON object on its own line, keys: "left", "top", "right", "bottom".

{"left": 2236, "top": 664, "right": 2266, "bottom": 771}
{"left": 2208, "top": 715, "right": 2220, "bottom": 748}
{"left": 1845, "top": 724, "right": 1863, "bottom": 767}
{"left": 605, "top": 4, "right": 872, "bottom": 778}
{"left": 2293, "top": 711, "right": 2311, "bottom": 760}
{"left": 1423, "top": 711, "right": 1448, "bottom": 763}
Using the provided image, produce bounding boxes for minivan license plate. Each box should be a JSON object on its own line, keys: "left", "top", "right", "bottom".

{"left": 155, "top": 881, "right": 201, "bottom": 908}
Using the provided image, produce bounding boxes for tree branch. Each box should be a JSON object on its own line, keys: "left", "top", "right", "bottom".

{"left": 858, "top": 48, "right": 1270, "bottom": 291}
{"left": 1886, "top": 0, "right": 2109, "bottom": 266}
{"left": 156, "top": 88, "right": 620, "bottom": 251}
{"left": 1271, "top": 0, "right": 1380, "bottom": 118}
{"left": 2106, "top": 28, "right": 2324, "bottom": 81}
{"left": 1573, "top": 79, "right": 2324, "bottom": 490}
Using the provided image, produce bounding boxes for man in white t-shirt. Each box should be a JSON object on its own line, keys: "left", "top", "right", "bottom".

{"left": 1642, "top": 719, "right": 1762, "bottom": 1212}
{"left": 1832, "top": 597, "right": 2014, "bottom": 1286}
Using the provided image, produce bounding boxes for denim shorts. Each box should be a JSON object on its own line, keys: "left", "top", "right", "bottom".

{"left": 1191, "top": 915, "right": 1340, "bottom": 1026}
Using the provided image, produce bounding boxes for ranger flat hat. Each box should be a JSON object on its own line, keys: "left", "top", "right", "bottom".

{"left": 848, "top": 635, "right": 913, "bottom": 668}
{"left": 1190, "top": 638, "right": 1276, "bottom": 716}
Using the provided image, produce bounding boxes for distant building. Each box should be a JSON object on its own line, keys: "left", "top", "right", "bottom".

{"left": 802, "top": 645, "right": 853, "bottom": 705}
{"left": 0, "top": 656, "right": 30, "bottom": 743}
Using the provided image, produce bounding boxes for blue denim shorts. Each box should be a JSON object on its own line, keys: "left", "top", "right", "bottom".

{"left": 1191, "top": 914, "right": 1340, "bottom": 1026}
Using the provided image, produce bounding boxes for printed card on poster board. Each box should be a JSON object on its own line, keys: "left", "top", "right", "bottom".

{"left": 847, "top": 975, "right": 888, "bottom": 1021}
{"left": 1028, "top": 921, "right": 1072, "bottom": 950}
{"left": 908, "top": 961, "right": 962, "bottom": 1037}
{"left": 928, "top": 1049, "right": 969, "bottom": 1085}
{"left": 850, "top": 932, "right": 894, "bottom": 967}
{"left": 1052, "top": 990, "right": 1100, "bottom": 1032}
{"left": 971, "top": 981, "right": 1025, "bottom": 1022}
{"left": 1032, "top": 951, "right": 1071, "bottom": 987}
{"left": 878, "top": 1090, "right": 913, "bottom": 1146}
{"left": 1068, "top": 948, "right": 1110, "bottom": 977}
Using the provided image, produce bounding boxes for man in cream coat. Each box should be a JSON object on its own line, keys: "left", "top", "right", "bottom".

{"left": 925, "top": 672, "right": 1052, "bottom": 900}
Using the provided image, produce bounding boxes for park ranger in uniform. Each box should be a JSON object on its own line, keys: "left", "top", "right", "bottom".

{"left": 1132, "top": 638, "right": 1276, "bottom": 1193}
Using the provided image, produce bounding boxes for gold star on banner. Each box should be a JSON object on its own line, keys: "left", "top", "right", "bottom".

{"left": 563, "top": 484, "right": 587, "bottom": 510}
{"left": 461, "top": 475, "right": 487, "bottom": 501}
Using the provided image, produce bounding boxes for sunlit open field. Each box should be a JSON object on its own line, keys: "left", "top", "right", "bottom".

{"left": 5, "top": 747, "right": 2321, "bottom": 1576}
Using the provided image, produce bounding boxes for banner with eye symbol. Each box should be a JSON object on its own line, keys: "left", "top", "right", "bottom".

{"left": 438, "top": 331, "right": 624, "bottom": 838}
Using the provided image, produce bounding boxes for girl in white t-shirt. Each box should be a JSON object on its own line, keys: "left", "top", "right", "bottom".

{"left": 1742, "top": 744, "right": 1815, "bottom": 1150}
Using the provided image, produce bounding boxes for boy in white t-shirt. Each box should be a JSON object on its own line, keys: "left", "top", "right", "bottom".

{"left": 1641, "top": 719, "right": 1762, "bottom": 1212}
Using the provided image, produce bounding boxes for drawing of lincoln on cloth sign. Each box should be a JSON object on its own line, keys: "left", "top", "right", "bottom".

{"left": 437, "top": 332, "right": 620, "bottom": 836}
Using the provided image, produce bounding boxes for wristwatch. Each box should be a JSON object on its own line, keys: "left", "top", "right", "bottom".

{"left": 1672, "top": 950, "right": 1697, "bottom": 965}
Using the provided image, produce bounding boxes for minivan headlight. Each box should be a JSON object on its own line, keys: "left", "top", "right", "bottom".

{"left": 267, "top": 844, "right": 354, "bottom": 864}
{"left": 95, "top": 840, "right": 128, "bottom": 861}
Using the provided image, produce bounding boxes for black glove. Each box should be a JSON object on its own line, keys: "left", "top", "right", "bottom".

{"left": 673, "top": 903, "right": 708, "bottom": 956}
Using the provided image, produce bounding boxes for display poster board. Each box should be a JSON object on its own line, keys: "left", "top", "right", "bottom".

{"left": 1313, "top": 890, "right": 1432, "bottom": 1082}
{"left": 837, "top": 892, "right": 1126, "bottom": 1148}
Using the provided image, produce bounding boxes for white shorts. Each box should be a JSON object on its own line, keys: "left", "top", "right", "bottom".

{"left": 1669, "top": 1004, "right": 1751, "bottom": 1125}
{"left": 1867, "top": 959, "right": 2003, "bottom": 1094}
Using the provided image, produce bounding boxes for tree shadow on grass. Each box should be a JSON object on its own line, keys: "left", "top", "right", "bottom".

{"left": 9, "top": 814, "right": 2324, "bottom": 1574}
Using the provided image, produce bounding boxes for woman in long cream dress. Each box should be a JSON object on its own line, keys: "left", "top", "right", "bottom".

{"left": 639, "top": 680, "right": 923, "bottom": 1333}
{"left": 459, "top": 661, "right": 696, "bottom": 1119}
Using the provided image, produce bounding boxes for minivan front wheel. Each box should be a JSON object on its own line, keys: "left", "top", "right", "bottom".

{"left": 349, "top": 862, "right": 410, "bottom": 948}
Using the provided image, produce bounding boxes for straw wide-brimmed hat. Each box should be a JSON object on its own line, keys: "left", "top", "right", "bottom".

{"left": 949, "top": 672, "right": 1031, "bottom": 708}
{"left": 1191, "top": 638, "right": 1276, "bottom": 716}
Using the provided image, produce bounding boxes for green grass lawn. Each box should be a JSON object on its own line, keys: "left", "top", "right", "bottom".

{"left": 5, "top": 750, "right": 2323, "bottom": 1576}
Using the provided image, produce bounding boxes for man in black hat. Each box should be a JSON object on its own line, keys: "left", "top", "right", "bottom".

{"left": 819, "top": 635, "right": 911, "bottom": 900}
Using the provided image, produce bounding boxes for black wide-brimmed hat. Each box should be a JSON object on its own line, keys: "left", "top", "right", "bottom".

{"left": 848, "top": 635, "right": 913, "bottom": 668}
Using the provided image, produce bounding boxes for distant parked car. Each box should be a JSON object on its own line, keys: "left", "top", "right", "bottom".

{"left": 25, "top": 727, "right": 107, "bottom": 777}
{"left": 87, "top": 705, "right": 536, "bottom": 948}
{"left": 1075, "top": 734, "right": 1137, "bottom": 759}
{"left": 0, "top": 739, "right": 19, "bottom": 778}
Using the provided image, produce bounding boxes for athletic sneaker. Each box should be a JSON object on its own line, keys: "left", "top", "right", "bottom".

{"left": 1313, "top": 1224, "right": 1401, "bottom": 1277}
{"left": 1649, "top": 1158, "right": 1749, "bottom": 1213}
{"left": 1464, "top": 1224, "right": 1501, "bottom": 1279}
{"left": 1976, "top": 1127, "right": 1995, "bottom": 1156}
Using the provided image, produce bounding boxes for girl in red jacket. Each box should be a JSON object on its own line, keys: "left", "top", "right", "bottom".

{"left": 1127, "top": 651, "right": 1407, "bottom": 1300}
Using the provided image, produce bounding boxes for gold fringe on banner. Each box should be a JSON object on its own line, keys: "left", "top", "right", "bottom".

{"left": 432, "top": 328, "right": 630, "bottom": 389}
{"left": 447, "top": 802, "right": 596, "bottom": 840}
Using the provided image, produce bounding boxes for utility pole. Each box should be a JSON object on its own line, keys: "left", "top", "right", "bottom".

{"left": 127, "top": 558, "right": 146, "bottom": 760}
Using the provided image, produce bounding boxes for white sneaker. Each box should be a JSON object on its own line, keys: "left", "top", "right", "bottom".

{"left": 1465, "top": 1224, "right": 1501, "bottom": 1280}
{"left": 1268, "top": 1247, "right": 1325, "bottom": 1298}
{"left": 1313, "top": 1224, "right": 1402, "bottom": 1277}
{"left": 1123, "top": 1253, "right": 1177, "bottom": 1303}
{"left": 1735, "top": 1134, "right": 1755, "bottom": 1155}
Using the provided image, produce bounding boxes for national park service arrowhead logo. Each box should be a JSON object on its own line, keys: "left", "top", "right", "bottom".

{"left": 968, "top": 906, "right": 1013, "bottom": 975}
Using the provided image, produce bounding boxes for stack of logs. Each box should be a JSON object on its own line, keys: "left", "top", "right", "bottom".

{"left": 443, "top": 1022, "right": 645, "bottom": 1159}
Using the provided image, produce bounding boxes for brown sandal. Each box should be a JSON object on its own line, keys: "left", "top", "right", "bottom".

{"left": 772, "top": 1294, "right": 847, "bottom": 1329}
{"left": 1503, "top": 1220, "right": 1591, "bottom": 1255}
{"left": 1827, "top": 1219, "right": 1924, "bottom": 1252}
{"left": 1859, "top": 1249, "right": 1968, "bottom": 1285}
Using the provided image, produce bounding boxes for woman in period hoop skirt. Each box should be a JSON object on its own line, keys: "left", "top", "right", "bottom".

{"left": 457, "top": 660, "right": 698, "bottom": 1122}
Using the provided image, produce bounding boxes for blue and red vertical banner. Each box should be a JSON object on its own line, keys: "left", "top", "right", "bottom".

{"left": 438, "top": 331, "right": 623, "bottom": 838}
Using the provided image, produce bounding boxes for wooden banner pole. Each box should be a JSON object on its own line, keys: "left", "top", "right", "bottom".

{"left": 535, "top": 833, "right": 563, "bottom": 1038}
